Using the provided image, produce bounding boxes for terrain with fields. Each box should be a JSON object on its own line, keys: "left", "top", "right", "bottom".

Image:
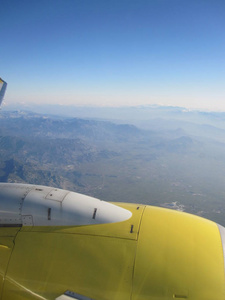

{"left": 1, "top": 108, "right": 225, "bottom": 225}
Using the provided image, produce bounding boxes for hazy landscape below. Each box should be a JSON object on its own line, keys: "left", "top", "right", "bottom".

{"left": 1, "top": 105, "right": 225, "bottom": 226}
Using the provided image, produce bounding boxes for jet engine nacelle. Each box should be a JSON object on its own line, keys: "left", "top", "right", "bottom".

{"left": 0, "top": 183, "right": 224, "bottom": 300}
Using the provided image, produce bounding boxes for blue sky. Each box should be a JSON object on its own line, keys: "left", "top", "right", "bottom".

{"left": 1, "top": 0, "right": 225, "bottom": 110}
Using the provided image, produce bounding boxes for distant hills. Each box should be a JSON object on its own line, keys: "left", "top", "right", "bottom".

{"left": 1, "top": 107, "right": 225, "bottom": 226}
{"left": 4, "top": 103, "right": 225, "bottom": 130}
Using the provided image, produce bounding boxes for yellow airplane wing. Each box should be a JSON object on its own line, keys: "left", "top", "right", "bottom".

{"left": 0, "top": 183, "right": 224, "bottom": 300}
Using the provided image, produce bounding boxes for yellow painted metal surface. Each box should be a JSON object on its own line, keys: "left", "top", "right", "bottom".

{"left": 1, "top": 205, "right": 225, "bottom": 299}
{"left": 132, "top": 206, "right": 225, "bottom": 300}
{"left": 2, "top": 204, "right": 142, "bottom": 300}
{"left": 2, "top": 232, "right": 136, "bottom": 300}
{"left": 0, "top": 227, "right": 20, "bottom": 298}
{"left": 0, "top": 237, "right": 15, "bottom": 297}
{"left": 0, "top": 228, "right": 21, "bottom": 238}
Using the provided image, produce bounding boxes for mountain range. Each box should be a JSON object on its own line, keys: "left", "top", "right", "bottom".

{"left": 1, "top": 107, "right": 225, "bottom": 226}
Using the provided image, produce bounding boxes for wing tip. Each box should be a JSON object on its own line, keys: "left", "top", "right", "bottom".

{"left": 0, "top": 77, "right": 7, "bottom": 106}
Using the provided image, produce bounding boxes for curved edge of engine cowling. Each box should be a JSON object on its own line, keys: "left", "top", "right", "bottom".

{"left": 132, "top": 206, "right": 225, "bottom": 300}
{"left": 217, "top": 224, "right": 225, "bottom": 274}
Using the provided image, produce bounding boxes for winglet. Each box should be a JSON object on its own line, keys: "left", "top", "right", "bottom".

{"left": 0, "top": 78, "right": 7, "bottom": 106}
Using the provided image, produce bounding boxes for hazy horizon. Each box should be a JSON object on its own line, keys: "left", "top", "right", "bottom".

{"left": 1, "top": 1, "right": 225, "bottom": 111}
{"left": 4, "top": 101, "right": 225, "bottom": 114}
